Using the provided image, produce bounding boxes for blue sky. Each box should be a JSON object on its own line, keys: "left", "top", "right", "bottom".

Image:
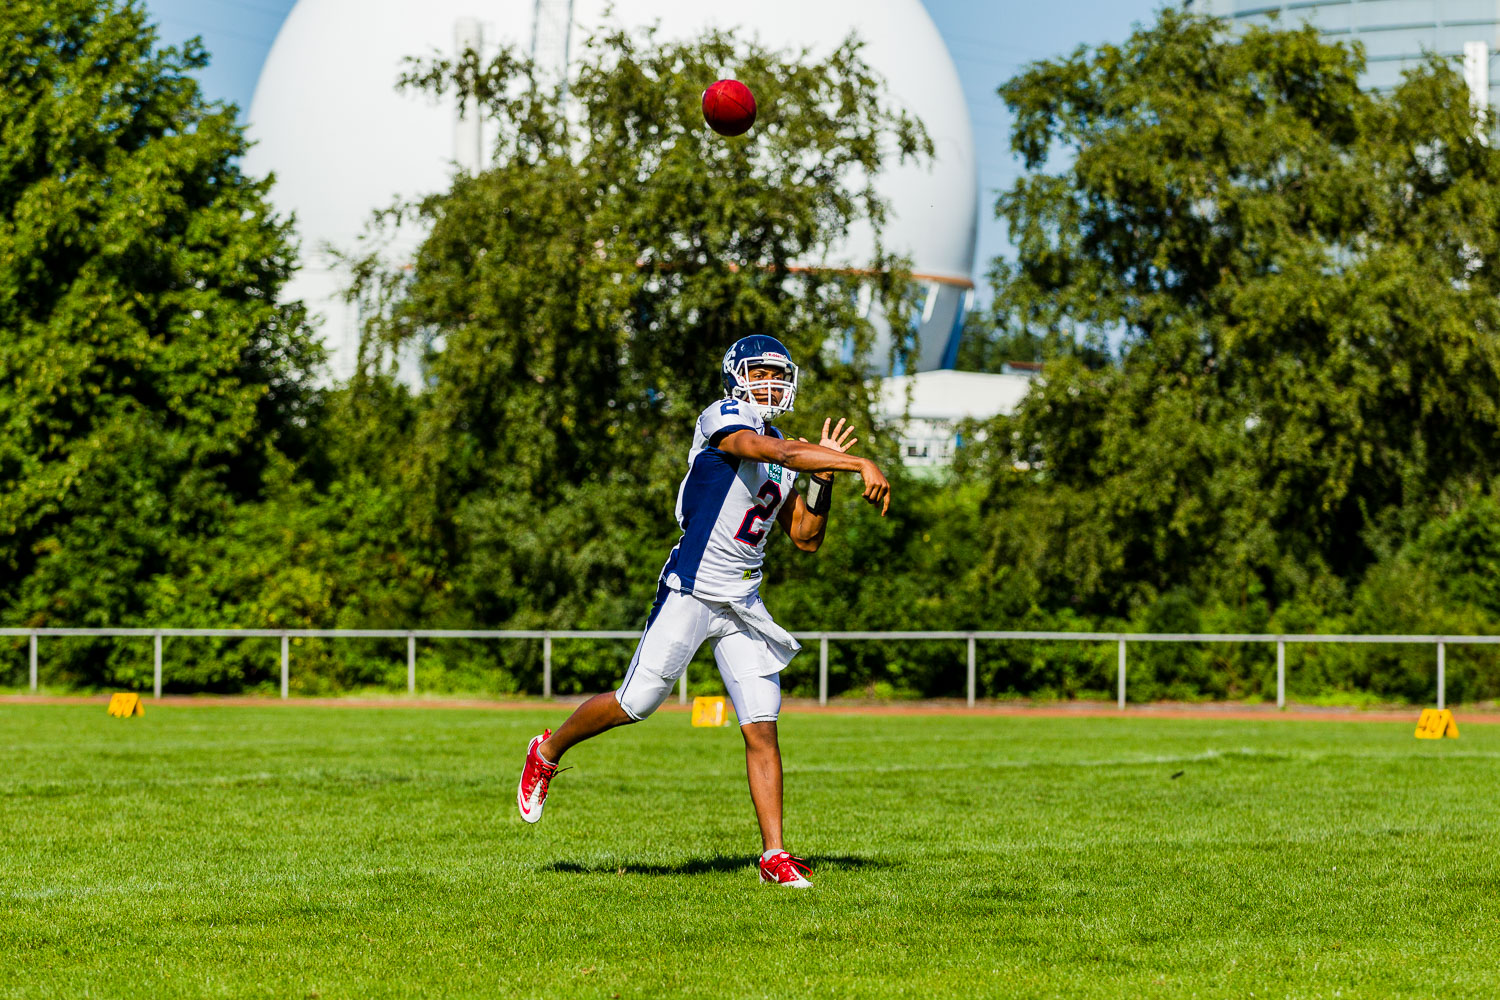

{"left": 143, "top": 0, "right": 1167, "bottom": 291}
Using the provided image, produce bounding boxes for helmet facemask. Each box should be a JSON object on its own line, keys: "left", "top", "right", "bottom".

{"left": 728, "top": 356, "right": 798, "bottom": 421}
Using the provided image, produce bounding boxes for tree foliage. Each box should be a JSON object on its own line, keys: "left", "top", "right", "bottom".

{"left": 0, "top": 0, "right": 321, "bottom": 673}
{"left": 340, "top": 26, "right": 932, "bottom": 656}
{"left": 15, "top": 5, "right": 1500, "bottom": 704}
{"left": 966, "top": 9, "right": 1500, "bottom": 629}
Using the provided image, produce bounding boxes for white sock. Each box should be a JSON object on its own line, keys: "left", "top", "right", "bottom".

{"left": 762, "top": 848, "right": 784, "bottom": 861}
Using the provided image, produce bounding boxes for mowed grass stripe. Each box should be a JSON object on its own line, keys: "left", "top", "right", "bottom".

{"left": 2, "top": 704, "right": 1496, "bottom": 999}
{"left": 16, "top": 746, "right": 1500, "bottom": 798}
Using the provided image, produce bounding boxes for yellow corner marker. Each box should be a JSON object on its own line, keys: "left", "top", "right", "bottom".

{"left": 106, "top": 693, "right": 144, "bottom": 718}
{"left": 691, "top": 696, "right": 728, "bottom": 728}
{"left": 1415, "top": 708, "right": 1458, "bottom": 739}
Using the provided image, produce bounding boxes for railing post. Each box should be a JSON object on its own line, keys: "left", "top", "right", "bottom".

{"left": 407, "top": 633, "right": 416, "bottom": 696}
{"left": 1117, "top": 638, "right": 1127, "bottom": 709}
{"left": 17, "top": 627, "right": 1479, "bottom": 706}
{"left": 1437, "top": 640, "right": 1446, "bottom": 711}
{"left": 819, "top": 634, "right": 829, "bottom": 707}
{"left": 966, "top": 634, "right": 976, "bottom": 708}
{"left": 542, "top": 633, "right": 552, "bottom": 699}
{"left": 1276, "top": 640, "right": 1285, "bottom": 710}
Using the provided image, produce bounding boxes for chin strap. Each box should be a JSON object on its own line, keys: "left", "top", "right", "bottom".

{"left": 804, "top": 474, "right": 833, "bottom": 516}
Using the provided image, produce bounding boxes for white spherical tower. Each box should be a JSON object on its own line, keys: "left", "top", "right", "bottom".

{"left": 245, "top": 0, "right": 978, "bottom": 380}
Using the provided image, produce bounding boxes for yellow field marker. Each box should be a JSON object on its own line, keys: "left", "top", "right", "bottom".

{"left": 106, "top": 692, "right": 144, "bottom": 718}
{"left": 1414, "top": 708, "right": 1458, "bottom": 739}
{"left": 690, "top": 696, "right": 727, "bottom": 727}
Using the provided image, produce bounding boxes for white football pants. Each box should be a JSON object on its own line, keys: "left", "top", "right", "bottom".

{"left": 615, "top": 587, "right": 785, "bottom": 725}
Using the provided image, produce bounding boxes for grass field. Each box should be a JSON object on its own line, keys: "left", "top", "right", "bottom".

{"left": 3, "top": 702, "right": 1497, "bottom": 999}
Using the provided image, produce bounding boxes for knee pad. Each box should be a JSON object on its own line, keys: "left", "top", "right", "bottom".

{"left": 615, "top": 665, "right": 676, "bottom": 721}
{"left": 615, "top": 589, "right": 707, "bottom": 720}
{"left": 729, "top": 673, "right": 781, "bottom": 726}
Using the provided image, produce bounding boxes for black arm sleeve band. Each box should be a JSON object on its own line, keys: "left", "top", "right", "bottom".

{"left": 804, "top": 475, "right": 833, "bottom": 517}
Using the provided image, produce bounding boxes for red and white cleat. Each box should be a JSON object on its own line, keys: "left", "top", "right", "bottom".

{"left": 758, "top": 851, "right": 813, "bottom": 889}
{"left": 517, "top": 730, "right": 560, "bottom": 824}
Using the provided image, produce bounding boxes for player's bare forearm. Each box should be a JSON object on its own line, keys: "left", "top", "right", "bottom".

{"left": 719, "top": 429, "right": 891, "bottom": 516}
{"left": 777, "top": 492, "right": 827, "bottom": 552}
{"left": 721, "top": 432, "right": 860, "bottom": 475}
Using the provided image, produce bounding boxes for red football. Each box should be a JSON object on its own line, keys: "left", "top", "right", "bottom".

{"left": 702, "top": 79, "right": 757, "bottom": 137}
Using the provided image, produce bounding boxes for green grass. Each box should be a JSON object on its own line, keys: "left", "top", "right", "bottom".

{"left": 3, "top": 703, "right": 1497, "bottom": 999}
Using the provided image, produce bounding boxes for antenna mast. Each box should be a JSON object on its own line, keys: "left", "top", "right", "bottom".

{"left": 530, "top": 0, "right": 575, "bottom": 92}
{"left": 453, "top": 17, "right": 484, "bottom": 173}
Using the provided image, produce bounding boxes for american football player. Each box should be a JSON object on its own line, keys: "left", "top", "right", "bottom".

{"left": 516, "top": 335, "right": 891, "bottom": 888}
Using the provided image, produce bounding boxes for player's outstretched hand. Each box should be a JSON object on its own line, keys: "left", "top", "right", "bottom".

{"left": 797, "top": 418, "right": 859, "bottom": 461}
{"left": 819, "top": 417, "right": 858, "bottom": 455}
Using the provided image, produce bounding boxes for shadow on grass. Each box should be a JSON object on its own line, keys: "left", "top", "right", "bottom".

{"left": 544, "top": 854, "right": 891, "bottom": 876}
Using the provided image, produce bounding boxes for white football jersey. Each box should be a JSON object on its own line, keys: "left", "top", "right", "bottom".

{"left": 659, "top": 399, "right": 796, "bottom": 600}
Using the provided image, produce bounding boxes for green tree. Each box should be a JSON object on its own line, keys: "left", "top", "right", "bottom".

{"left": 0, "top": 1, "right": 322, "bottom": 678}
{"left": 967, "top": 8, "right": 1500, "bottom": 622}
{"left": 344, "top": 26, "right": 931, "bottom": 687}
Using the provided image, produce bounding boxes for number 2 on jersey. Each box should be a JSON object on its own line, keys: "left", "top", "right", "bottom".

{"left": 734, "top": 481, "right": 783, "bottom": 546}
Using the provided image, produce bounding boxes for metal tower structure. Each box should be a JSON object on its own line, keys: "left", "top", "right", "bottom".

{"left": 1193, "top": 0, "right": 1497, "bottom": 114}
{"left": 530, "top": 0, "right": 575, "bottom": 90}
{"left": 453, "top": 17, "right": 484, "bottom": 173}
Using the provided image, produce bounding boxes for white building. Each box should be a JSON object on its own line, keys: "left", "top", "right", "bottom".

{"left": 878, "top": 369, "right": 1035, "bottom": 468}
{"left": 244, "top": 0, "right": 979, "bottom": 382}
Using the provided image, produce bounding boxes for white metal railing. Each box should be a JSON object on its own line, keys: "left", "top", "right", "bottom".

{"left": 0, "top": 627, "right": 1484, "bottom": 709}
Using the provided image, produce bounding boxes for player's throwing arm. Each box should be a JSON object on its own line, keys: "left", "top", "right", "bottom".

{"left": 717, "top": 420, "right": 891, "bottom": 516}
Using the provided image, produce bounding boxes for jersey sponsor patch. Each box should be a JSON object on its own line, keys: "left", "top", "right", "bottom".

{"left": 767, "top": 464, "right": 785, "bottom": 485}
